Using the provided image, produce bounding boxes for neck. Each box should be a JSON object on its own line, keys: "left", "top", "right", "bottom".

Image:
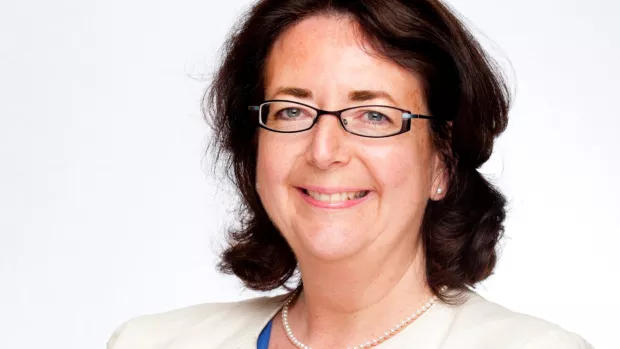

{"left": 288, "top": 238, "right": 432, "bottom": 348}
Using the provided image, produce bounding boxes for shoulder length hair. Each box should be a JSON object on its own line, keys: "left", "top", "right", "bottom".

{"left": 205, "top": 0, "right": 510, "bottom": 303}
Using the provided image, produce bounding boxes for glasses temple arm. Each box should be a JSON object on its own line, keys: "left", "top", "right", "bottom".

{"left": 403, "top": 113, "right": 439, "bottom": 120}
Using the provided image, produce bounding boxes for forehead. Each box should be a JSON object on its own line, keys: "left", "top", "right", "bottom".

{"left": 263, "top": 15, "right": 426, "bottom": 108}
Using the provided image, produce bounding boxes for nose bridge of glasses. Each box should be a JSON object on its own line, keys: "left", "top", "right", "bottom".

{"left": 314, "top": 108, "right": 345, "bottom": 122}
{"left": 320, "top": 108, "right": 361, "bottom": 135}
{"left": 312, "top": 108, "right": 348, "bottom": 132}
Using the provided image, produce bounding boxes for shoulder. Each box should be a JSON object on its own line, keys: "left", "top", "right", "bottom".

{"left": 442, "top": 290, "right": 593, "bottom": 349}
{"left": 107, "top": 294, "right": 287, "bottom": 349}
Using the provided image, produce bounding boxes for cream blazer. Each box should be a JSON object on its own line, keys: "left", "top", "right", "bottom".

{"left": 107, "top": 290, "right": 593, "bottom": 349}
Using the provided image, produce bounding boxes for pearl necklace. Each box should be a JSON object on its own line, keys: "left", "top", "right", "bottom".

{"left": 281, "top": 289, "right": 444, "bottom": 349}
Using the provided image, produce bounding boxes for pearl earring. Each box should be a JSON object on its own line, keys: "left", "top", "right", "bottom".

{"left": 437, "top": 187, "right": 443, "bottom": 194}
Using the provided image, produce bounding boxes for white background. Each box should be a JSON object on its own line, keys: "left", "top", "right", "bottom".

{"left": 1, "top": 0, "right": 618, "bottom": 348}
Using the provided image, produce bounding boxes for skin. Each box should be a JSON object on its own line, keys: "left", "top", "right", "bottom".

{"left": 256, "top": 14, "right": 448, "bottom": 348}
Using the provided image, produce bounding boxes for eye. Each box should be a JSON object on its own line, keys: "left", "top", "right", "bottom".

{"left": 275, "top": 107, "right": 306, "bottom": 119}
{"left": 363, "top": 111, "right": 388, "bottom": 123}
{"left": 283, "top": 108, "right": 301, "bottom": 118}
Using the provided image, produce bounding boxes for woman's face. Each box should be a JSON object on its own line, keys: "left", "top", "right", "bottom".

{"left": 257, "top": 15, "right": 446, "bottom": 261}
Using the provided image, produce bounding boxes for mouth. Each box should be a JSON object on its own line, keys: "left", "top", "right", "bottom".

{"left": 298, "top": 188, "right": 370, "bottom": 203}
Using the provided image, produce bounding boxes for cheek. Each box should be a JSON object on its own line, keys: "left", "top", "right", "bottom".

{"left": 363, "top": 137, "right": 432, "bottom": 196}
{"left": 257, "top": 134, "right": 285, "bottom": 186}
{"left": 376, "top": 155, "right": 427, "bottom": 200}
{"left": 256, "top": 131, "right": 303, "bottom": 195}
{"left": 256, "top": 134, "right": 289, "bottom": 229}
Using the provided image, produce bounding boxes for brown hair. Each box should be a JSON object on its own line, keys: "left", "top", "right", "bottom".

{"left": 205, "top": 0, "right": 509, "bottom": 302}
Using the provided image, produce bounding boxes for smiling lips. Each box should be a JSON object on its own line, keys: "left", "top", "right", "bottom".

{"left": 304, "top": 189, "right": 368, "bottom": 202}
{"left": 298, "top": 187, "right": 371, "bottom": 208}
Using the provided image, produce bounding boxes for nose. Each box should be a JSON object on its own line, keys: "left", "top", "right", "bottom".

{"left": 306, "top": 113, "right": 351, "bottom": 170}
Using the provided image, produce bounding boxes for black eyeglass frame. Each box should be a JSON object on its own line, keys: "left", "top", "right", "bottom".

{"left": 248, "top": 99, "right": 445, "bottom": 138}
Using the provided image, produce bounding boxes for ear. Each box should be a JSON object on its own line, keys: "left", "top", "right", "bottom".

{"left": 429, "top": 152, "right": 449, "bottom": 201}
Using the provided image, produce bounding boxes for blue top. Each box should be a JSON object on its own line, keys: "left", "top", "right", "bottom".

{"left": 257, "top": 319, "right": 274, "bottom": 349}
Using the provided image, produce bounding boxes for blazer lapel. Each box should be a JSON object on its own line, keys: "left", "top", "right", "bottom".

{"left": 165, "top": 295, "right": 286, "bottom": 349}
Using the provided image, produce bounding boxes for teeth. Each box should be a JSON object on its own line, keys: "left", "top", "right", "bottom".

{"left": 306, "top": 190, "right": 367, "bottom": 202}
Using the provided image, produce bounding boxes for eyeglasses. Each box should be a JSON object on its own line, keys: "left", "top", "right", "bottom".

{"left": 248, "top": 100, "right": 444, "bottom": 138}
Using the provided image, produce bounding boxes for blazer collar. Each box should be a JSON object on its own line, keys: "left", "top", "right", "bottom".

{"left": 167, "top": 291, "right": 467, "bottom": 349}
{"left": 169, "top": 294, "right": 288, "bottom": 349}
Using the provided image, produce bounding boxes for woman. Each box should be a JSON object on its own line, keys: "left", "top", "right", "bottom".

{"left": 108, "top": 0, "right": 593, "bottom": 348}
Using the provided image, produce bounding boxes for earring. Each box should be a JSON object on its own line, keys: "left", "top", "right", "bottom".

{"left": 256, "top": 182, "right": 260, "bottom": 191}
{"left": 437, "top": 187, "right": 443, "bottom": 194}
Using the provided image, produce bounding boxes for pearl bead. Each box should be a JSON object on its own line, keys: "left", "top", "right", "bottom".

{"left": 281, "top": 288, "right": 442, "bottom": 349}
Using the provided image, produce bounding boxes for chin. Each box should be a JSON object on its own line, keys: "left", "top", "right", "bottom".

{"left": 292, "top": 224, "right": 366, "bottom": 262}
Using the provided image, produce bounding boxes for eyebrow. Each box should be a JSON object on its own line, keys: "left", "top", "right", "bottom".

{"left": 349, "top": 90, "right": 396, "bottom": 104}
{"left": 271, "top": 87, "right": 397, "bottom": 104}
{"left": 273, "top": 87, "right": 313, "bottom": 99}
